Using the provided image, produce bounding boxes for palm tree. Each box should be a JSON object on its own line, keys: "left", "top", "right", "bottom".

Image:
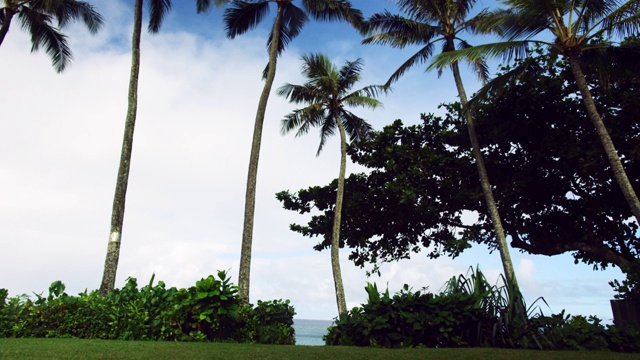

{"left": 430, "top": 0, "right": 640, "bottom": 228}
{"left": 361, "top": 0, "right": 520, "bottom": 288}
{"left": 99, "top": 0, "right": 227, "bottom": 296}
{"left": 223, "top": 0, "right": 363, "bottom": 302}
{"left": 0, "top": 0, "right": 103, "bottom": 72}
{"left": 277, "top": 53, "right": 384, "bottom": 315}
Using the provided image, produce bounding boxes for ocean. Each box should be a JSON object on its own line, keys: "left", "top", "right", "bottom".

{"left": 293, "top": 319, "right": 334, "bottom": 346}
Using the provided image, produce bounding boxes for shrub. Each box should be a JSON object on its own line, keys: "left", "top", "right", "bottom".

{"left": 325, "top": 283, "right": 486, "bottom": 348}
{"left": 0, "top": 272, "right": 295, "bottom": 345}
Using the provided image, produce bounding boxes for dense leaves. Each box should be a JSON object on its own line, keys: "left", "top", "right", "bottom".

{"left": 0, "top": 272, "right": 296, "bottom": 345}
{"left": 325, "top": 267, "right": 638, "bottom": 351}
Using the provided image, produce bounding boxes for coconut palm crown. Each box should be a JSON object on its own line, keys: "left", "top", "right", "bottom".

{"left": 0, "top": 0, "right": 103, "bottom": 72}
{"left": 278, "top": 52, "right": 385, "bottom": 314}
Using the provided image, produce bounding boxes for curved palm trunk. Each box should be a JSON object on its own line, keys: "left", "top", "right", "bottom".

{"left": 332, "top": 118, "right": 348, "bottom": 315}
{"left": 237, "top": 3, "right": 284, "bottom": 302}
{"left": 0, "top": 8, "right": 16, "bottom": 46}
{"left": 99, "top": 0, "right": 143, "bottom": 296}
{"left": 451, "top": 61, "right": 519, "bottom": 289}
{"left": 567, "top": 56, "right": 640, "bottom": 226}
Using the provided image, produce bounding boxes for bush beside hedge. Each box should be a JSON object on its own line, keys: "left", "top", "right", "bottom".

{"left": 0, "top": 271, "right": 295, "bottom": 345}
{"left": 325, "top": 269, "right": 640, "bottom": 352}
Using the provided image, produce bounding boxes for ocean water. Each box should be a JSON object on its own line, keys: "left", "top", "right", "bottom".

{"left": 293, "top": 319, "right": 334, "bottom": 346}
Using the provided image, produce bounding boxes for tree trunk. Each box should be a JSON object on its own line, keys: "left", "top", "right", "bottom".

{"left": 332, "top": 118, "right": 348, "bottom": 315}
{"left": 567, "top": 55, "right": 640, "bottom": 225}
{"left": 451, "top": 60, "right": 519, "bottom": 290}
{"left": 237, "top": 3, "right": 284, "bottom": 303}
{"left": 0, "top": 8, "right": 16, "bottom": 46}
{"left": 99, "top": 0, "right": 143, "bottom": 296}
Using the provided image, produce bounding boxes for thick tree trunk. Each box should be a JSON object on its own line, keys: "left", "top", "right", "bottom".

{"left": 567, "top": 55, "right": 640, "bottom": 225}
{"left": 0, "top": 8, "right": 16, "bottom": 46}
{"left": 237, "top": 3, "right": 284, "bottom": 303}
{"left": 451, "top": 61, "right": 519, "bottom": 290}
{"left": 99, "top": 0, "right": 143, "bottom": 296}
{"left": 332, "top": 118, "right": 348, "bottom": 315}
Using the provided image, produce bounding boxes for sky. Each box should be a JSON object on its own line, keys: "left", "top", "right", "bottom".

{"left": 0, "top": 0, "right": 625, "bottom": 322}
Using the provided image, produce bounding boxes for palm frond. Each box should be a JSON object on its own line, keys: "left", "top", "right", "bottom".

{"left": 316, "top": 112, "right": 338, "bottom": 155}
{"left": 362, "top": 11, "right": 439, "bottom": 47}
{"left": 224, "top": 0, "right": 270, "bottom": 39}
{"left": 18, "top": 8, "right": 71, "bottom": 72}
{"left": 466, "top": 57, "right": 538, "bottom": 112}
{"left": 304, "top": 0, "right": 363, "bottom": 28}
{"left": 264, "top": 3, "right": 307, "bottom": 57}
{"left": 197, "top": 0, "right": 229, "bottom": 13}
{"left": 147, "top": 0, "right": 172, "bottom": 33}
{"left": 496, "top": 5, "right": 549, "bottom": 40}
{"left": 599, "top": 0, "right": 640, "bottom": 39}
{"left": 340, "top": 110, "right": 373, "bottom": 143}
{"left": 281, "top": 103, "right": 325, "bottom": 137}
{"left": 465, "top": 8, "right": 503, "bottom": 36}
{"left": 385, "top": 43, "right": 435, "bottom": 87}
{"left": 428, "top": 41, "right": 533, "bottom": 71}
{"left": 50, "top": 0, "right": 103, "bottom": 34}
{"left": 457, "top": 39, "right": 490, "bottom": 83}
{"left": 337, "top": 57, "right": 363, "bottom": 90}
{"left": 301, "top": 52, "right": 335, "bottom": 80}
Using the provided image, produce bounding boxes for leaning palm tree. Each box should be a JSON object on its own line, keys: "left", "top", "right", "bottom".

{"left": 99, "top": 0, "right": 227, "bottom": 296}
{"left": 430, "top": 0, "right": 640, "bottom": 227}
{"left": 277, "top": 53, "right": 384, "bottom": 315}
{"left": 223, "top": 0, "right": 363, "bottom": 303}
{"left": 0, "top": 0, "right": 103, "bottom": 72}
{"left": 362, "top": 0, "right": 520, "bottom": 289}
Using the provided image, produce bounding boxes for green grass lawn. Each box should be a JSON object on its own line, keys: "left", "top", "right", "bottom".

{"left": 1, "top": 339, "right": 638, "bottom": 360}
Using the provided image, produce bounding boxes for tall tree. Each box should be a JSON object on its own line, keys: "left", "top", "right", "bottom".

{"left": 99, "top": 0, "right": 227, "bottom": 295}
{"left": 430, "top": 0, "right": 640, "bottom": 227}
{"left": 223, "top": 0, "right": 363, "bottom": 302}
{"left": 361, "top": 0, "right": 519, "bottom": 288}
{"left": 277, "top": 53, "right": 384, "bottom": 315}
{"left": 0, "top": 0, "right": 103, "bottom": 72}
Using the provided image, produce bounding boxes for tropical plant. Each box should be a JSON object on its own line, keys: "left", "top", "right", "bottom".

{"left": 0, "top": 0, "right": 103, "bottom": 72}
{"left": 361, "top": 0, "right": 519, "bottom": 289}
{"left": 430, "top": 0, "right": 640, "bottom": 227}
{"left": 277, "top": 53, "right": 384, "bottom": 315}
{"left": 222, "top": 0, "right": 363, "bottom": 303}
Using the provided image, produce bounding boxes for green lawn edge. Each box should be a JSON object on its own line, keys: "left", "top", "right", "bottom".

{"left": 1, "top": 339, "right": 637, "bottom": 360}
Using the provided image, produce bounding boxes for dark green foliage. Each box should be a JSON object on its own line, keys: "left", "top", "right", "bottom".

{"left": 531, "top": 311, "right": 609, "bottom": 351}
{"left": 325, "top": 283, "right": 485, "bottom": 348}
{"left": 607, "top": 322, "right": 640, "bottom": 353}
{"left": 0, "top": 272, "right": 295, "bottom": 345}
{"left": 325, "top": 267, "right": 639, "bottom": 352}
{"left": 252, "top": 300, "right": 296, "bottom": 345}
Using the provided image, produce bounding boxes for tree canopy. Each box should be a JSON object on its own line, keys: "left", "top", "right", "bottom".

{"left": 276, "top": 50, "right": 640, "bottom": 279}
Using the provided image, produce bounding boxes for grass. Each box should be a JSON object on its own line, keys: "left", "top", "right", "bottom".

{"left": 0, "top": 339, "right": 638, "bottom": 360}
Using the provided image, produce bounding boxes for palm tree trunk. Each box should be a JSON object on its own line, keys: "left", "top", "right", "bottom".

{"left": 451, "top": 61, "right": 519, "bottom": 289}
{"left": 237, "top": 3, "right": 284, "bottom": 303}
{"left": 0, "top": 8, "right": 16, "bottom": 46}
{"left": 99, "top": 0, "right": 143, "bottom": 296}
{"left": 331, "top": 118, "right": 349, "bottom": 315}
{"left": 567, "top": 55, "right": 640, "bottom": 225}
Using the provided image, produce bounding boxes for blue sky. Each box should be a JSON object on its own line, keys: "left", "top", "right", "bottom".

{"left": 0, "top": 0, "right": 624, "bottom": 321}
